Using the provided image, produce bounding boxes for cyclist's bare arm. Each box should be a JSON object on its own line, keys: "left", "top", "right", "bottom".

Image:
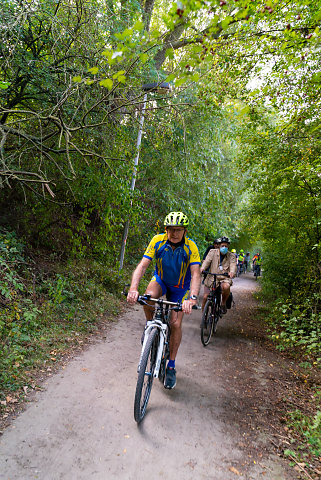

{"left": 190, "top": 264, "right": 201, "bottom": 298}
{"left": 182, "top": 264, "right": 201, "bottom": 314}
{"left": 127, "top": 257, "right": 151, "bottom": 304}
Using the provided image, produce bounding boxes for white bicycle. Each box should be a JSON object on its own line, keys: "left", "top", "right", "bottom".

{"left": 125, "top": 292, "right": 198, "bottom": 423}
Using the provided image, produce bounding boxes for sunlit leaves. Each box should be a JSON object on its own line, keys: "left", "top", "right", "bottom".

{"left": 88, "top": 67, "right": 99, "bottom": 74}
{"left": 99, "top": 78, "right": 113, "bottom": 89}
{"left": 112, "top": 70, "right": 126, "bottom": 83}
{"left": 102, "top": 49, "right": 124, "bottom": 65}
{"left": 114, "top": 28, "right": 133, "bottom": 41}
{"left": 0, "top": 81, "right": 10, "bottom": 89}
{"left": 133, "top": 20, "right": 144, "bottom": 32}
{"left": 139, "top": 53, "right": 149, "bottom": 64}
{"left": 221, "top": 15, "right": 233, "bottom": 29}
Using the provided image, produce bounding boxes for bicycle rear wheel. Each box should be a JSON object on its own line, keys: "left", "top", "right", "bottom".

{"left": 201, "top": 299, "right": 214, "bottom": 346}
{"left": 134, "top": 327, "right": 159, "bottom": 423}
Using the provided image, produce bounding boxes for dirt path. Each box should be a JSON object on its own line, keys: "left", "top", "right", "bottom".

{"left": 0, "top": 274, "right": 301, "bottom": 480}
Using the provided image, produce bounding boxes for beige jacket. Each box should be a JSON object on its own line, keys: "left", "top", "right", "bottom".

{"left": 202, "top": 249, "right": 237, "bottom": 287}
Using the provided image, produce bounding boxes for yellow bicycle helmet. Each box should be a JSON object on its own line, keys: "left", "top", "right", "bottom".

{"left": 164, "top": 211, "right": 189, "bottom": 227}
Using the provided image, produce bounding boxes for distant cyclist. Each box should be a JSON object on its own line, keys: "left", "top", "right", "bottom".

{"left": 244, "top": 252, "right": 250, "bottom": 272}
{"left": 231, "top": 248, "right": 238, "bottom": 267}
{"left": 253, "top": 253, "right": 262, "bottom": 276}
{"left": 127, "top": 211, "right": 201, "bottom": 390}
{"left": 238, "top": 249, "right": 245, "bottom": 274}
{"left": 252, "top": 253, "right": 259, "bottom": 271}
{"left": 201, "top": 236, "right": 237, "bottom": 314}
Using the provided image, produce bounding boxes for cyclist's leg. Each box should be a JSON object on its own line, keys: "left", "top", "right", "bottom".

{"left": 221, "top": 281, "right": 231, "bottom": 305}
{"left": 169, "top": 310, "right": 183, "bottom": 361}
{"left": 166, "top": 286, "right": 188, "bottom": 360}
{"left": 164, "top": 287, "right": 188, "bottom": 389}
{"left": 143, "top": 274, "right": 164, "bottom": 321}
{"left": 220, "top": 280, "right": 232, "bottom": 313}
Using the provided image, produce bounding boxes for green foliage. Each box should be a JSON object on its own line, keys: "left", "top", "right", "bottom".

{"left": 286, "top": 393, "right": 321, "bottom": 459}
{"left": 235, "top": 97, "right": 321, "bottom": 365}
{"left": 268, "top": 296, "right": 321, "bottom": 360}
{"left": 0, "top": 228, "right": 121, "bottom": 397}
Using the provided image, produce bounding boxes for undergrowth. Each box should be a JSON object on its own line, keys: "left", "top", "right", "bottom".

{"left": 0, "top": 227, "right": 123, "bottom": 405}
{"left": 254, "top": 287, "right": 321, "bottom": 477}
{"left": 283, "top": 388, "right": 321, "bottom": 478}
{"left": 268, "top": 298, "right": 321, "bottom": 363}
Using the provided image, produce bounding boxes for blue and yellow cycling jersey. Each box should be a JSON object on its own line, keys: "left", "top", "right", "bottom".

{"left": 143, "top": 234, "right": 201, "bottom": 289}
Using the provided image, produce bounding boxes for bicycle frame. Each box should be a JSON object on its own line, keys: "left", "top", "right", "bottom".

{"left": 201, "top": 272, "right": 226, "bottom": 346}
{"left": 206, "top": 272, "right": 227, "bottom": 300}
{"left": 138, "top": 317, "right": 168, "bottom": 378}
{"left": 126, "top": 290, "right": 200, "bottom": 423}
{"left": 136, "top": 296, "right": 180, "bottom": 378}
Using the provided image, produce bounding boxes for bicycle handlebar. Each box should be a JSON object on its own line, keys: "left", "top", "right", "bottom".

{"left": 122, "top": 290, "right": 200, "bottom": 311}
{"left": 134, "top": 294, "right": 180, "bottom": 309}
{"left": 202, "top": 272, "right": 229, "bottom": 277}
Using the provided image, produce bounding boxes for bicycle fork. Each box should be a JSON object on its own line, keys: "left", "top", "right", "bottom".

{"left": 137, "top": 320, "right": 168, "bottom": 378}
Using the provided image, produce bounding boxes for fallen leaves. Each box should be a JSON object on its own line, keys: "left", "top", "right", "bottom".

{"left": 229, "top": 466, "right": 241, "bottom": 475}
{"left": 6, "top": 396, "right": 18, "bottom": 404}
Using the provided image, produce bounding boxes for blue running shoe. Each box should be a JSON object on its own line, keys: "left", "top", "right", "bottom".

{"left": 164, "top": 367, "right": 176, "bottom": 389}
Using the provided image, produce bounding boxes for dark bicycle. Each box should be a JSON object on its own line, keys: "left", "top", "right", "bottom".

{"left": 201, "top": 272, "right": 229, "bottom": 346}
{"left": 237, "top": 262, "right": 244, "bottom": 276}
{"left": 254, "top": 263, "right": 261, "bottom": 280}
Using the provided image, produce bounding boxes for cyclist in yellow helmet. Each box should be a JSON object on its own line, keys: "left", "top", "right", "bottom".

{"left": 127, "top": 211, "right": 201, "bottom": 389}
{"left": 238, "top": 249, "right": 245, "bottom": 275}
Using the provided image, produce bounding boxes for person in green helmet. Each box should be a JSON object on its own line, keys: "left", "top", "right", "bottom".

{"left": 238, "top": 249, "right": 245, "bottom": 275}
{"left": 127, "top": 211, "right": 201, "bottom": 390}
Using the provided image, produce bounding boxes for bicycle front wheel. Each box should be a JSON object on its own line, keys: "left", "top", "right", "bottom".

{"left": 213, "top": 296, "right": 220, "bottom": 334}
{"left": 201, "top": 299, "right": 214, "bottom": 346}
{"left": 158, "top": 331, "right": 170, "bottom": 384}
{"left": 134, "top": 327, "right": 159, "bottom": 423}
